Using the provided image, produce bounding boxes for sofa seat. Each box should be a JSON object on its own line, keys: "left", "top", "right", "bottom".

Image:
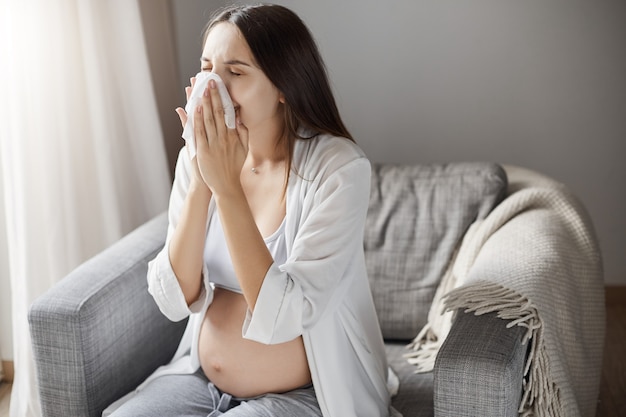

{"left": 386, "top": 342, "right": 434, "bottom": 416}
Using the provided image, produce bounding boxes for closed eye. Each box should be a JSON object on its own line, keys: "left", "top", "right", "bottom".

{"left": 200, "top": 57, "right": 212, "bottom": 72}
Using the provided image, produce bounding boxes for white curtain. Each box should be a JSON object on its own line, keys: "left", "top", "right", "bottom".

{"left": 0, "top": 1, "right": 172, "bottom": 416}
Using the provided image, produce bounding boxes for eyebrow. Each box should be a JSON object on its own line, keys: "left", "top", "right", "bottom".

{"left": 200, "top": 57, "right": 252, "bottom": 67}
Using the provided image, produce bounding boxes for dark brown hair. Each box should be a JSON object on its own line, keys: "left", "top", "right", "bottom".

{"left": 203, "top": 4, "right": 353, "bottom": 179}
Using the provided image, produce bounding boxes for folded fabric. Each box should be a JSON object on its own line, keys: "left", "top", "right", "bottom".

{"left": 406, "top": 165, "right": 604, "bottom": 417}
{"left": 182, "top": 72, "right": 236, "bottom": 159}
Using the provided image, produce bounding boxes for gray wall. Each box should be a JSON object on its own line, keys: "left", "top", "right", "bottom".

{"left": 171, "top": 0, "right": 626, "bottom": 285}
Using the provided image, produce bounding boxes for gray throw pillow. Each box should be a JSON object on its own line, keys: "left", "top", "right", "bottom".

{"left": 364, "top": 162, "right": 507, "bottom": 340}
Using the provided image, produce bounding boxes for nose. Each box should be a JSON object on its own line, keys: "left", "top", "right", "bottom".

{"left": 210, "top": 68, "right": 230, "bottom": 89}
{"left": 209, "top": 69, "right": 236, "bottom": 108}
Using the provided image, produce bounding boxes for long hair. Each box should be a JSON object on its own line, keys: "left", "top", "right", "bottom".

{"left": 203, "top": 4, "right": 353, "bottom": 180}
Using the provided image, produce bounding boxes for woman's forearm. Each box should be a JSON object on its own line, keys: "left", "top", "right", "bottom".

{"left": 168, "top": 181, "right": 212, "bottom": 306}
{"left": 214, "top": 187, "right": 274, "bottom": 311}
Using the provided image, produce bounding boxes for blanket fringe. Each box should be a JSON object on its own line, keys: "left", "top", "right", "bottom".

{"left": 443, "top": 281, "right": 563, "bottom": 417}
{"left": 403, "top": 339, "right": 442, "bottom": 373}
{"left": 404, "top": 301, "right": 454, "bottom": 374}
{"left": 404, "top": 312, "right": 450, "bottom": 369}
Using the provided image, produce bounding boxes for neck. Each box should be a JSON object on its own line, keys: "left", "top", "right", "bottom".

{"left": 245, "top": 119, "right": 288, "bottom": 172}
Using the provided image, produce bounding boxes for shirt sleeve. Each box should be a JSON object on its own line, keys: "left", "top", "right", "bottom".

{"left": 242, "top": 157, "right": 371, "bottom": 344}
{"left": 147, "top": 148, "right": 211, "bottom": 322}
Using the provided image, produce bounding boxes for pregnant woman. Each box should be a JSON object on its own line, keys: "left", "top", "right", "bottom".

{"left": 106, "top": 4, "right": 392, "bottom": 417}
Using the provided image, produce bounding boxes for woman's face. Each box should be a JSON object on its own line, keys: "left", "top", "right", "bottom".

{"left": 201, "top": 23, "right": 284, "bottom": 132}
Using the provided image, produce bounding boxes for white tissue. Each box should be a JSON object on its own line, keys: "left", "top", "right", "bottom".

{"left": 182, "top": 72, "right": 236, "bottom": 158}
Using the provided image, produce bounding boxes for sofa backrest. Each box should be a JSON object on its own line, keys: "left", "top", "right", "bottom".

{"left": 364, "top": 162, "right": 507, "bottom": 340}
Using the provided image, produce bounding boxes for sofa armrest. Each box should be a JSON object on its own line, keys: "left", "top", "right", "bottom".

{"left": 29, "top": 213, "right": 187, "bottom": 417}
{"left": 433, "top": 310, "right": 528, "bottom": 417}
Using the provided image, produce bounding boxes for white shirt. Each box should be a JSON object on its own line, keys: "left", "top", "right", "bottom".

{"left": 205, "top": 211, "right": 287, "bottom": 294}
{"left": 105, "top": 133, "right": 394, "bottom": 417}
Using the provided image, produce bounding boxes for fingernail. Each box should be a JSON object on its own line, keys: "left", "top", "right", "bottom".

{"left": 197, "top": 105, "right": 202, "bottom": 113}
{"left": 209, "top": 79, "right": 216, "bottom": 89}
{"left": 204, "top": 87, "right": 209, "bottom": 97}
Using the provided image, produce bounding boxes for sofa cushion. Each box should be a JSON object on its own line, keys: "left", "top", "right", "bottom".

{"left": 386, "top": 342, "right": 434, "bottom": 416}
{"left": 365, "top": 163, "right": 507, "bottom": 339}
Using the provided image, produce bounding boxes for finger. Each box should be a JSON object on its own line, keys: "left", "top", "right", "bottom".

{"left": 194, "top": 103, "right": 209, "bottom": 154}
{"left": 175, "top": 107, "right": 187, "bottom": 129}
{"left": 185, "top": 78, "right": 195, "bottom": 101}
{"left": 185, "top": 77, "right": 196, "bottom": 101}
{"left": 235, "top": 117, "right": 249, "bottom": 154}
{"left": 202, "top": 85, "right": 218, "bottom": 146}
{"left": 207, "top": 79, "right": 229, "bottom": 140}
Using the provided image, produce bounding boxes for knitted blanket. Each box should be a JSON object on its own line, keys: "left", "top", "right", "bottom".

{"left": 405, "top": 165, "right": 605, "bottom": 417}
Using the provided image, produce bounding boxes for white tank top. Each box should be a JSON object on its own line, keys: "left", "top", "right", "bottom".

{"left": 204, "top": 212, "right": 287, "bottom": 294}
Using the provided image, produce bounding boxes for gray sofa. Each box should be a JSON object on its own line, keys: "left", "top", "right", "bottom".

{"left": 30, "top": 162, "right": 540, "bottom": 417}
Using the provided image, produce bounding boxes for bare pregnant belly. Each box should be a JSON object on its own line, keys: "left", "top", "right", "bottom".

{"left": 198, "top": 287, "right": 312, "bottom": 398}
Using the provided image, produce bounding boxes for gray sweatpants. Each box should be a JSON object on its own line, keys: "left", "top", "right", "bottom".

{"left": 108, "top": 370, "right": 322, "bottom": 417}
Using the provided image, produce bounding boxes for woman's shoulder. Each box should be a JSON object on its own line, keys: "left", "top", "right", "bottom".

{"left": 293, "top": 132, "right": 369, "bottom": 176}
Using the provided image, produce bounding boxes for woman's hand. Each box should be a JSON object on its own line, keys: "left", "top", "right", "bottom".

{"left": 176, "top": 76, "right": 209, "bottom": 193}
{"left": 174, "top": 76, "right": 195, "bottom": 128}
{"left": 193, "top": 78, "right": 249, "bottom": 198}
